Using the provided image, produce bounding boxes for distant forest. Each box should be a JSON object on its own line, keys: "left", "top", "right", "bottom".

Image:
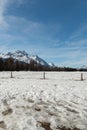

{"left": 0, "top": 57, "right": 86, "bottom": 71}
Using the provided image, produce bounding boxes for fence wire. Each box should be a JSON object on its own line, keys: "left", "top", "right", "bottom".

{"left": 0, "top": 71, "right": 87, "bottom": 81}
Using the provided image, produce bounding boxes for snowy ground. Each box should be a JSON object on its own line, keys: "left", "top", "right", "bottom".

{"left": 0, "top": 71, "right": 87, "bottom": 130}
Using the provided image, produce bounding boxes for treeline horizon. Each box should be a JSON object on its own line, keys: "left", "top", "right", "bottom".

{"left": 0, "top": 57, "right": 86, "bottom": 71}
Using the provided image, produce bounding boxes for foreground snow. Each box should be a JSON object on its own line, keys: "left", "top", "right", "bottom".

{"left": 0, "top": 71, "right": 87, "bottom": 130}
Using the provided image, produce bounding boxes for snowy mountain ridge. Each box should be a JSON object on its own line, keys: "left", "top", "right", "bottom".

{"left": 0, "top": 50, "right": 54, "bottom": 67}
{"left": 80, "top": 65, "right": 87, "bottom": 69}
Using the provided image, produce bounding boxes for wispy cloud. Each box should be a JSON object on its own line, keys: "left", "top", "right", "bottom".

{"left": 0, "top": 0, "right": 9, "bottom": 28}
{"left": 0, "top": 0, "right": 25, "bottom": 29}
{"left": 69, "top": 24, "right": 87, "bottom": 40}
{"left": 5, "top": 15, "right": 61, "bottom": 45}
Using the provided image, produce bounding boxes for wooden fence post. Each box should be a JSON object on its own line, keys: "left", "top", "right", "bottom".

{"left": 11, "top": 71, "right": 13, "bottom": 78}
{"left": 81, "top": 73, "right": 83, "bottom": 81}
{"left": 43, "top": 72, "right": 45, "bottom": 79}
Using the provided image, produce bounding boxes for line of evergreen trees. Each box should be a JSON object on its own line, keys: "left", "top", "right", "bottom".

{"left": 0, "top": 57, "right": 49, "bottom": 71}
{"left": 0, "top": 57, "right": 78, "bottom": 71}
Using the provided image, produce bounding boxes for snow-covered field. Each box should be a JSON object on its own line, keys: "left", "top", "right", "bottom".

{"left": 0, "top": 71, "right": 87, "bottom": 130}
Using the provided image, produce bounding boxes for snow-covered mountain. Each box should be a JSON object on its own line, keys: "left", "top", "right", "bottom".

{"left": 0, "top": 50, "right": 54, "bottom": 67}
{"left": 49, "top": 62, "right": 56, "bottom": 68}
{"left": 80, "top": 65, "right": 87, "bottom": 70}
{"left": 30, "top": 55, "right": 49, "bottom": 66}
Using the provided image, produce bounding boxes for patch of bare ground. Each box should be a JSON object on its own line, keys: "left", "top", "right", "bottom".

{"left": 38, "top": 122, "right": 52, "bottom": 130}
{"left": 38, "top": 121, "right": 81, "bottom": 130}
{"left": 2, "top": 108, "right": 13, "bottom": 116}
{"left": 57, "top": 126, "right": 81, "bottom": 130}
{"left": 35, "top": 107, "right": 41, "bottom": 111}
{"left": 0, "top": 121, "right": 6, "bottom": 129}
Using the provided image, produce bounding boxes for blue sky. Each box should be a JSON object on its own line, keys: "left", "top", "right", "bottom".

{"left": 0, "top": 0, "right": 87, "bottom": 67}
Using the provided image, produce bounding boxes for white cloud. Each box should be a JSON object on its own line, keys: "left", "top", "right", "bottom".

{"left": 5, "top": 15, "right": 61, "bottom": 43}
{"left": 0, "top": 0, "right": 25, "bottom": 29}
{"left": 0, "top": 0, "right": 9, "bottom": 28}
